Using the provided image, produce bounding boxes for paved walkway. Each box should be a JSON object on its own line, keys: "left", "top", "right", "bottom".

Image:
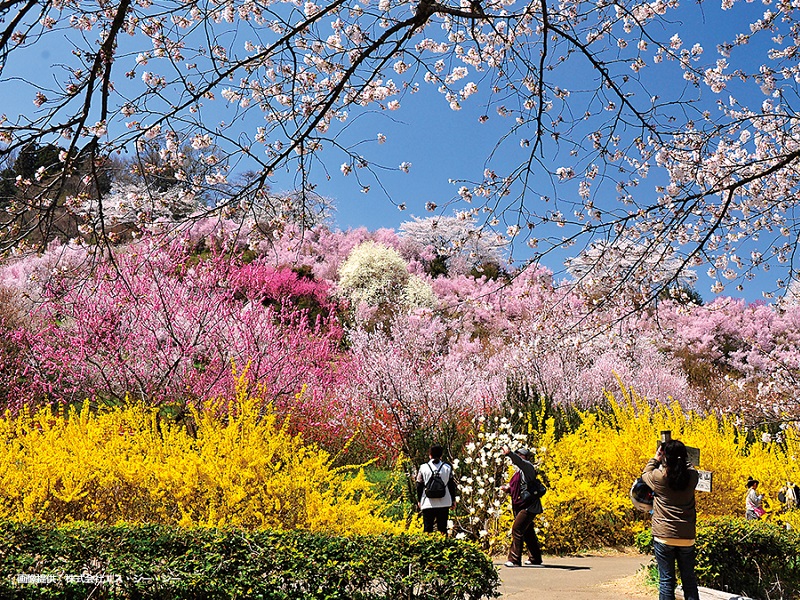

{"left": 496, "top": 552, "right": 656, "bottom": 599}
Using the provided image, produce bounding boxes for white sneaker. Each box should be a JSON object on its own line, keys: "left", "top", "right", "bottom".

{"left": 524, "top": 559, "right": 544, "bottom": 566}
{"left": 504, "top": 561, "right": 519, "bottom": 567}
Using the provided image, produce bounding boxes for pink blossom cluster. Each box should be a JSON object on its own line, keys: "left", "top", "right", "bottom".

{"left": 0, "top": 237, "right": 358, "bottom": 450}
{"left": 655, "top": 297, "right": 800, "bottom": 419}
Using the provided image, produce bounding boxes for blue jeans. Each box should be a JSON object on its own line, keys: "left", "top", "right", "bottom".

{"left": 653, "top": 540, "right": 699, "bottom": 600}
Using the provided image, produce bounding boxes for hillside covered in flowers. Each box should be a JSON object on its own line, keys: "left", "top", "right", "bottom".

{"left": 2, "top": 217, "right": 798, "bottom": 465}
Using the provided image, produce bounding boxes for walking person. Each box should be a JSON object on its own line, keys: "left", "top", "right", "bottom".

{"left": 745, "top": 476, "right": 766, "bottom": 520}
{"left": 642, "top": 439, "right": 700, "bottom": 600}
{"left": 501, "top": 446, "right": 544, "bottom": 567}
{"left": 416, "top": 444, "right": 457, "bottom": 534}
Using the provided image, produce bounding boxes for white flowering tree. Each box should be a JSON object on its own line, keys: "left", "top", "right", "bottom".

{"left": 451, "top": 414, "right": 532, "bottom": 551}
{"left": 224, "top": 185, "right": 336, "bottom": 232}
{"left": 74, "top": 182, "right": 206, "bottom": 236}
{"left": 782, "top": 279, "right": 800, "bottom": 309}
{"left": 399, "top": 215, "right": 506, "bottom": 276}
{"left": 566, "top": 237, "right": 698, "bottom": 304}
{"left": 338, "top": 241, "right": 435, "bottom": 317}
{"left": 3, "top": 0, "right": 800, "bottom": 298}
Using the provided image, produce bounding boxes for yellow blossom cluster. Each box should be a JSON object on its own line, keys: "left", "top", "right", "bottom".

{"left": 0, "top": 384, "right": 401, "bottom": 536}
{"left": 531, "top": 386, "right": 800, "bottom": 552}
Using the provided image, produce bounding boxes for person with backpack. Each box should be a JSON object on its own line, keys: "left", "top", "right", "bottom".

{"left": 416, "top": 444, "right": 457, "bottom": 534}
{"left": 501, "top": 446, "right": 545, "bottom": 567}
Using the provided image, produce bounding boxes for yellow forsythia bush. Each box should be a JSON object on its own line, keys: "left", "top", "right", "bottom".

{"left": 528, "top": 385, "right": 800, "bottom": 553}
{"left": 0, "top": 384, "right": 402, "bottom": 536}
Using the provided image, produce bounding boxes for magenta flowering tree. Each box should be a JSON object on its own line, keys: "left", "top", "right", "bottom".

{"left": 0, "top": 236, "right": 360, "bottom": 446}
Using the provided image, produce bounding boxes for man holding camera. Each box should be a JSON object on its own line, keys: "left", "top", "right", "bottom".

{"left": 501, "top": 445, "right": 544, "bottom": 567}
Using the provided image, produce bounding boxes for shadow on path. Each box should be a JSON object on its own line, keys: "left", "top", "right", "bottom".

{"left": 533, "top": 564, "right": 591, "bottom": 571}
{"left": 497, "top": 553, "right": 654, "bottom": 600}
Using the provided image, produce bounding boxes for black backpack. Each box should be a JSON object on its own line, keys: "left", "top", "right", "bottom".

{"left": 518, "top": 473, "right": 546, "bottom": 506}
{"left": 424, "top": 463, "right": 448, "bottom": 499}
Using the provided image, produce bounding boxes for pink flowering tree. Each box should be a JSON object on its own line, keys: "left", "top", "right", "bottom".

{"left": 495, "top": 285, "right": 697, "bottom": 410}
{"left": 217, "top": 223, "right": 406, "bottom": 284}
{"left": 429, "top": 265, "right": 698, "bottom": 409}
{"left": 346, "top": 312, "right": 507, "bottom": 462}
{"left": 7, "top": 219, "right": 800, "bottom": 455}
{"left": 0, "top": 236, "right": 360, "bottom": 448}
{"left": 657, "top": 298, "right": 800, "bottom": 422}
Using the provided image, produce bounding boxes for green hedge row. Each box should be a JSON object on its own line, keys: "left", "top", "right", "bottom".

{"left": 636, "top": 517, "right": 800, "bottom": 599}
{"left": 0, "top": 522, "right": 500, "bottom": 600}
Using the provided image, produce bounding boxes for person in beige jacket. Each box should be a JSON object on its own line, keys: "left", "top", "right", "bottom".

{"left": 642, "top": 439, "right": 700, "bottom": 600}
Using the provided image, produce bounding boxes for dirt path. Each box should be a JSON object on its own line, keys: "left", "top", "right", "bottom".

{"left": 496, "top": 552, "right": 656, "bottom": 599}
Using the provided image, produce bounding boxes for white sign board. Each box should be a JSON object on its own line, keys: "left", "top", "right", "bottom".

{"left": 696, "top": 470, "right": 712, "bottom": 493}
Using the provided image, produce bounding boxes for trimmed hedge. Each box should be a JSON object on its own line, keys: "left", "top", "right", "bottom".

{"left": 695, "top": 517, "right": 800, "bottom": 600}
{"left": 635, "top": 517, "right": 800, "bottom": 599}
{"left": 0, "top": 522, "right": 500, "bottom": 600}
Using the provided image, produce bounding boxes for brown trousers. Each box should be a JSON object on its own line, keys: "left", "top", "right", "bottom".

{"left": 507, "top": 507, "right": 542, "bottom": 565}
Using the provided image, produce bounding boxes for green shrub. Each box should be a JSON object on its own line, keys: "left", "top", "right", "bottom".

{"left": 633, "top": 529, "right": 653, "bottom": 554}
{"left": 0, "top": 521, "right": 499, "bottom": 600}
{"left": 695, "top": 517, "right": 800, "bottom": 600}
{"left": 635, "top": 518, "right": 800, "bottom": 599}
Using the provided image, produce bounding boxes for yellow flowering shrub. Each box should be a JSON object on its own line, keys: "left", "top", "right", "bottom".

{"left": 511, "top": 385, "right": 800, "bottom": 553}
{"left": 0, "top": 383, "right": 402, "bottom": 536}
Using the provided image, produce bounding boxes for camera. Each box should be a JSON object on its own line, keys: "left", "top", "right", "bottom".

{"left": 657, "top": 430, "right": 671, "bottom": 449}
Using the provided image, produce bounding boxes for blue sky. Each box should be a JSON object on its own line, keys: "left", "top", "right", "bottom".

{"left": 0, "top": 0, "right": 783, "bottom": 303}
